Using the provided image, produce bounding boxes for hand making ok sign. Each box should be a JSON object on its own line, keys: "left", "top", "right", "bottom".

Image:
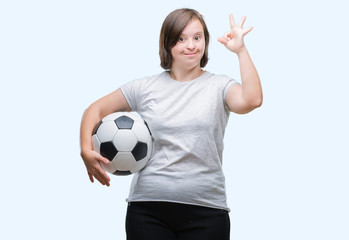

{"left": 218, "top": 14, "right": 254, "bottom": 54}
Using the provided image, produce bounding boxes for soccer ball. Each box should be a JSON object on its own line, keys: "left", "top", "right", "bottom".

{"left": 92, "top": 112, "right": 152, "bottom": 176}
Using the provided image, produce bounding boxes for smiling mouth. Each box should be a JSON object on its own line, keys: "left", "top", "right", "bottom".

{"left": 185, "top": 52, "right": 197, "bottom": 56}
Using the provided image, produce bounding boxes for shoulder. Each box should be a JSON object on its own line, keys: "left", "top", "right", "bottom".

{"left": 205, "top": 71, "right": 239, "bottom": 87}
{"left": 204, "top": 71, "right": 231, "bottom": 81}
{"left": 137, "top": 71, "right": 168, "bottom": 81}
{"left": 122, "top": 72, "right": 167, "bottom": 88}
{"left": 134, "top": 71, "right": 168, "bottom": 84}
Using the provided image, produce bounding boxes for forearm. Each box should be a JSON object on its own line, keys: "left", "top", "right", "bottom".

{"left": 80, "top": 103, "right": 112, "bottom": 186}
{"left": 237, "top": 47, "right": 263, "bottom": 107}
{"left": 80, "top": 104, "right": 103, "bottom": 154}
{"left": 80, "top": 88, "right": 131, "bottom": 154}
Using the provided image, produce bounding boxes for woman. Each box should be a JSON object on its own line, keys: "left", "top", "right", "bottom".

{"left": 80, "top": 8, "right": 262, "bottom": 240}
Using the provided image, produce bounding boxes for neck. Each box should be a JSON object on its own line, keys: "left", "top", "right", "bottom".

{"left": 169, "top": 66, "right": 204, "bottom": 82}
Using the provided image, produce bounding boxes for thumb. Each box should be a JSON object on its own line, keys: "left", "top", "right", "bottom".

{"left": 98, "top": 154, "right": 110, "bottom": 165}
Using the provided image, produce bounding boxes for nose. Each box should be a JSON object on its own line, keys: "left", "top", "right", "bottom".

{"left": 186, "top": 39, "right": 195, "bottom": 50}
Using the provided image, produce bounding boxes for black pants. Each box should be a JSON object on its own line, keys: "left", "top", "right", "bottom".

{"left": 126, "top": 201, "right": 230, "bottom": 240}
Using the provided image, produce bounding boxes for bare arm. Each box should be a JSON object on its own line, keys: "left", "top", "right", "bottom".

{"left": 218, "top": 14, "right": 263, "bottom": 114}
{"left": 80, "top": 88, "right": 131, "bottom": 186}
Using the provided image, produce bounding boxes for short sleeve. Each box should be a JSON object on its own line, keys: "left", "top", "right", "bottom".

{"left": 222, "top": 77, "right": 240, "bottom": 109}
{"left": 223, "top": 79, "right": 240, "bottom": 101}
{"left": 120, "top": 78, "right": 144, "bottom": 111}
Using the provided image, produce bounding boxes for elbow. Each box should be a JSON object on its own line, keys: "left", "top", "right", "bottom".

{"left": 253, "top": 96, "right": 263, "bottom": 108}
{"left": 83, "top": 102, "right": 103, "bottom": 120}
{"left": 248, "top": 94, "right": 263, "bottom": 110}
{"left": 235, "top": 98, "right": 263, "bottom": 114}
{"left": 243, "top": 90, "right": 263, "bottom": 111}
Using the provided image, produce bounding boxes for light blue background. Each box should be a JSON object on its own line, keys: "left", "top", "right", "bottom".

{"left": 1, "top": 0, "right": 348, "bottom": 239}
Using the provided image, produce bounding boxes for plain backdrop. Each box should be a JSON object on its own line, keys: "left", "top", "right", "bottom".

{"left": 1, "top": 0, "right": 348, "bottom": 239}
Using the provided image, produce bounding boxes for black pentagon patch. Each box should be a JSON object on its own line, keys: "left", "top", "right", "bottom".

{"left": 113, "top": 170, "right": 132, "bottom": 176}
{"left": 132, "top": 142, "right": 148, "bottom": 161}
{"left": 100, "top": 142, "right": 118, "bottom": 161}
{"left": 115, "top": 115, "right": 134, "bottom": 129}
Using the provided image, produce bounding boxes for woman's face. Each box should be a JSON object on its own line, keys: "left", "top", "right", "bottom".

{"left": 171, "top": 19, "right": 205, "bottom": 70}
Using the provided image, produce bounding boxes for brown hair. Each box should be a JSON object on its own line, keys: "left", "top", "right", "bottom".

{"left": 159, "top": 8, "right": 210, "bottom": 70}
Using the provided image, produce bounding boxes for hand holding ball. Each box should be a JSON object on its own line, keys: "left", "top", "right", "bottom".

{"left": 92, "top": 112, "right": 153, "bottom": 176}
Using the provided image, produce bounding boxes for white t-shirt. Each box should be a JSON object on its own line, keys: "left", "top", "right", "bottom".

{"left": 121, "top": 71, "right": 239, "bottom": 211}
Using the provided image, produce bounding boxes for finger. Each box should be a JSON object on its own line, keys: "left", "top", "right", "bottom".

{"left": 97, "top": 163, "right": 111, "bottom": 184}
{"left": 239, "top": 16, "right": 247, "bottom": 28}
{"left": 97, "top": 163, "right": 111, "bottom": 181}
{"left": 90, "top": 162, "right": 111, "bottom": 186}
{"left": 243, "top": 26, "right": 254, "bottom": 36}
{"left": 217, "top": 37, "right": 228, "bottom": 46}
{"left": 94, "top": 173, "right": 107, "bottom": 186}
{"left": 94, "top": 170, "right": 110, "bottom": 186}
{"left": 229, "top": 14, "right": 236, "bottom": 29}
{"left": 224, "top": 31, "right": 231, "bottom": 39}
{"left": 88, "top": 171, "right": 94, "bottom": 183}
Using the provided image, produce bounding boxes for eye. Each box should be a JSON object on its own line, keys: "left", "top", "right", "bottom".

{"left": 195, "top": 35, "right": 201, "bottom": 41}
{"left": 178, "top": 36, "right": 185, "bottom": 42}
